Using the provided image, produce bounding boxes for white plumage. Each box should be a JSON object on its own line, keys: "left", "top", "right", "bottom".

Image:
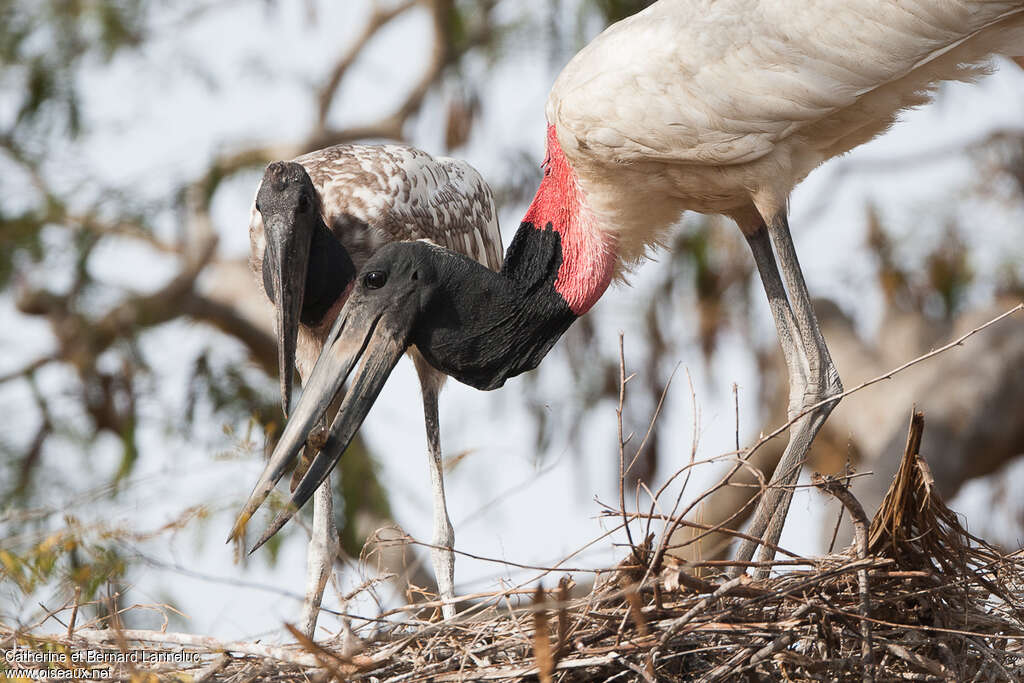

{"left": 545, "top": 0, "right": 1023, "bottom": 567}
{"left": 548, "top": 0, "right": 1024, "bottom": 265}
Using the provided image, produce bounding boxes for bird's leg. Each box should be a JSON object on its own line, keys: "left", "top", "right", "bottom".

{"left": 298, "top": 419, "right": 341, "bottom": 638}
{"left": 729, "top": 223, "right": 806, "bottom": 573}
{"left": 414, "top": 364, "right": 456, "bottom": 620}
{"left": 768, "top": 213, "right": 842, "bottom": 410}
{"left": 731, "top": 215, "right": 843, "bottom": 577}
{"left": 744, "top": 219, "right": 808, "bottom": 406}
{"left": 756, "top": 213, "right": 843, "bottom": 568}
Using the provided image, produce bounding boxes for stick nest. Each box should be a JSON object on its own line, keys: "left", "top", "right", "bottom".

{"left": 4, "top": 412, "right": 1024, "bottom": 682}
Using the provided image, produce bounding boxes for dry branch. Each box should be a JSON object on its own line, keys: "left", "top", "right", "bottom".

{"left": 70, "top": 628, "right": 321, "bottom": 667}
{"left": 813, "top": 471, "right": 875, "bottom": 681}
{"left": 6, "top": 434, "right": 1024, "bottom": 681}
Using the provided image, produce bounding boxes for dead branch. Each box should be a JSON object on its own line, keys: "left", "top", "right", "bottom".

{"left": 315, "top": 0, "right": 418, "bottom": 131}
{"left": 70, "top": 628, "right": 321, "bottom": 667}
{"left": 6, "top": 426, "right": 1024, "bottom": 681}
{"left": 813, "top": 471, "right": 875, "bottom": 682}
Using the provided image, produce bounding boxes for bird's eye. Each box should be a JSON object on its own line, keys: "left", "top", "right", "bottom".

{"left": 363, "top": 271, "right": 387, "bottom": 289}
{"left": 255, "top": 201, "right": 262, "bottom": 213}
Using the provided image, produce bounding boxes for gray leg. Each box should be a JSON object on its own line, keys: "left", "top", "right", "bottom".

{"left": 298, "top": 414, "right": 341, "bottom": 638}
{"left": 759, "top": 214, "right": 843, "bottom": 562}
{"left": 414, "top": 363, "right": 456, "bottom": 619}
{"left": 299, "top": 475, "right": 340, "bottom": 637}
{"left": 769, "top": 213, "right": 842, "bottom": 411}
{"left": 732, "top": 216, "right": 842, "bottom": 577}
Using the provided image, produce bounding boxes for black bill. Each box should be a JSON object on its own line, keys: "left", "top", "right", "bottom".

{"left": 228, "top": 284, "right": 415, "bottom": 549}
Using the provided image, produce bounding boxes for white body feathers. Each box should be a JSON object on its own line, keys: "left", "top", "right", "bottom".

{"left": 547, "top": 0, "right": 1024, "bottom": 265}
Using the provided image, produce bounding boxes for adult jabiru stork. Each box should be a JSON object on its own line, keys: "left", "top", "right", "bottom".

{"left": 236, "top": 0, "right": 1024, "bottom": 582}
{"left": 236, "top": 145, "right": 501, "bottom": 628}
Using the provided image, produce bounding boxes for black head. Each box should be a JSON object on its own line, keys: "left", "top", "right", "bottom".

{"left": 343, "top": 241, "right": 442, "bottom": 320}
{"left": 257, "top": 161, "right": 318, "bottom": 222}
{"left": 228, "top": 237, "right": 577, "bottom": 549}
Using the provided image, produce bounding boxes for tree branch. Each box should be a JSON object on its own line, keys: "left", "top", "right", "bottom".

{"left": 180, "top": 292, "right": 277, "bottom": 376}
{"left": 314, "top": 0, "right": 417, "bottom": 131}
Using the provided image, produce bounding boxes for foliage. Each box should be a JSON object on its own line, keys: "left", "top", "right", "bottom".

{"left": 0, "top": 0, "right": 504, "bottom": 625}
{"left": 1, "top": 0, "right": 145, "bottom": 138}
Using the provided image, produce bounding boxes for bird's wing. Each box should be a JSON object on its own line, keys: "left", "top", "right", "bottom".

{"left": 296, "top": 145, "right": 502, "bottom": 271}
{"left": 427, "top": 156, "right": 504, "bottom": 273}
{"left": 547, "top": 0, "right": 1024, "bottom": 168}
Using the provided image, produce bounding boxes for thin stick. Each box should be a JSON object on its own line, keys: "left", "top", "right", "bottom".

{"left": 67, "top": 586, "right": 81, "bottom": 639}
{"left": 616, "top": 334, "right": 638, "bottom": 557}
{"left": 813, "top": 473, "right": 874, "bottom": 682}
{"left": 657, "top": 575, "right": 751, "bottom": 647}
{"left": 733, "top": 382, "right": 740, "bottom": 453}
{"left": 747, "top": 303, "right": 1022, "bottom": 464}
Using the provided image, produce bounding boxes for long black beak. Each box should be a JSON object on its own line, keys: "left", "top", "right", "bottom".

{"left": 228, "top": 299, "right": 411, "bottom": 549}
{"left": 263, "top": 215, "right": 312, "bottom": 417}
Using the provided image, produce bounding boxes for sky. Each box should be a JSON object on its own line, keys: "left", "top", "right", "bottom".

{"left": 2, "top": 0, "right": 1023, "bottom": 641}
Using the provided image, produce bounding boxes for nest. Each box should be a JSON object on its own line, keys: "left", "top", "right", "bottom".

{"left": 4, "top": 412, "right": 1024, "bottom": 682}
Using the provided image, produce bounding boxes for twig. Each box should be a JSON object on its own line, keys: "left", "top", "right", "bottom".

{"left": 286, "top": 622, "right": 362, "bottom": 678}
{"left": 0, "top": 355, "right": 56, "bottom": 384}
{"left": 621, "top": 654, "right": 657, "bottom": 683}
{"left": 533, "top": 586, "right": 554, "bottom": 683}
{"left": 193, "top": 654, "right": 230, "bottom": 683}
{"left": 67, "top": 586, "right": 81, "bottom": 639}
{"left": 708, "top": 600, "right": 819, "bottom": 681}
{"left": 616, "top": 335, "right": 638, "bottom": 558}
{"left": 733, "top": 382, "right": 740, "bottom": 453}
{"left": 827, "top": 460, "right": 854, "bottom": 554}
{"left": 618, "top": 510, "right": 807, "bottom": 562}
{"left": 884, "top": 643, "right": 948, "bottom": 678}
{"left": 555, "top": 576, "right": 571, "bottom": 660}
{"left": 813, "top": 473, "right": 874, "bottom": 682}
{"left": 657, "top": 575, "right": 751, "bottom": 646}
{"left": 314, "top": 0, "right": 417, "bottom": 130}
{"left": 746, "top": 303, "right": 1022, "bottom": 466}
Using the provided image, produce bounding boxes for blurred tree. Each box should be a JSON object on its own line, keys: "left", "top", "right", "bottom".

{"left": 0, "top": 0, "right": 508, "bottom": 626}
{"left": 1, "top": 0, "right": 1022, "bottom": 632}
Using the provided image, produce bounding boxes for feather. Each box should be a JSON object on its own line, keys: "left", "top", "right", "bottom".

{"left": 248, "top": 144, "right": 503, "bottom": 379}
{"left": 545, "top": 0, "right": 1024, "bottom": 264}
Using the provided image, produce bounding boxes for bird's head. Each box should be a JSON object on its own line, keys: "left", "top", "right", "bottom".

{"left": 230, "top": 241, "right": 443, "bottom": 547}
{"left": 256, "top": 160, "right": 354, "bottom": 415}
